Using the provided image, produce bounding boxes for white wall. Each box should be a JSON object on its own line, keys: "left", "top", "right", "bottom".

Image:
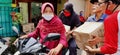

{"left": 68, "top": 0, "right": 85, "bottom": 15}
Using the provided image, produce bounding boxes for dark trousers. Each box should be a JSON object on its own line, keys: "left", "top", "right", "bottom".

{"left": 68, "top": 38, "right": 77, "bottom": 55}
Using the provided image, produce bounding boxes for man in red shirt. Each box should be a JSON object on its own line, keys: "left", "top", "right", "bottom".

{"left": 85, "top": 0, "right": 120, "bottom": 55}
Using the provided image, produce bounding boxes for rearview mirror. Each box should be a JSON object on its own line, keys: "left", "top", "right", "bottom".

{"left": 42, "top": 33, "right": 60, "bottom": 44}
{"left": 12, "top": 26, "right": 19, "bottom": 37}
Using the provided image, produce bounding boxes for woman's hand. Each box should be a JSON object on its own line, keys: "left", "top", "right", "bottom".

{"left": 48, "top": 44, "right": 63, "bottom": 55}
{"left": 13, "top": 35, "right": 28, "bottom": 45}
{"left": 48, "top": 48, "right": 59, "bottom": 55}
{"left": 66, "top": 30, "right": 73, "bottom": 35}
{"left": 66, "top": 30, "right": 73, "bottom": 40}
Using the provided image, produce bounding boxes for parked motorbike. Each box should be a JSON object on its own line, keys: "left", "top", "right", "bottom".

{"left": 0, "top": 37, "right": 8, "bottom": 55}
{"left": 0, "top": 26, "right": 22, "bottom": 55}
{"left": 0, "top": 27, "right": 8, "bottom": 55}
{"left": 14, "top": 33, "right": 60, "bottom": 55}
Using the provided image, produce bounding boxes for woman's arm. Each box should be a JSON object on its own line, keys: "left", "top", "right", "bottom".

{"left": 13, "top": 35, "right": 28, "bottom": 45}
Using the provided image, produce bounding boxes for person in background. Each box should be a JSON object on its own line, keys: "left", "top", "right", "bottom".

{"left": 79, "top": 11, "right": 86, "bottom": 24}
{"left": 14, "top": 2, "right": 68, "bottom": 55}
{"left": 59, "top": 2, "right": 81, "bottom": 55}
{"left": 85, "top": 0, "right": 120, "bottom": 55}
{"left": 86, "top": 0, "right": 109, "bottom": 55}
{"left": 86, "top": 0, "right": 108, "bottom": 22}
{"left": 32, "top": 14, "right": 41, "bottom": 27}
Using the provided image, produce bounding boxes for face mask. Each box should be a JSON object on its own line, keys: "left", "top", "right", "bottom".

{"left": 105, "top": 2, "right": 119, "bottom": 15}
{"left": 63, "top": 11, "right": 71, "bottom": 17}
{"left": 42, "top": 14, "right": 54, "bottom": 21}
{"left": 105, "top": 9, "right": 112, "bottom": 15}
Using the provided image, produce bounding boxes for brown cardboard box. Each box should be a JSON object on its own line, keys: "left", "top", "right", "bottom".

{"left": 73, "top": 22, "right": 104, "bottom": 50}
{"left": 23, "top": 23, "right": 34, "bottom": 34}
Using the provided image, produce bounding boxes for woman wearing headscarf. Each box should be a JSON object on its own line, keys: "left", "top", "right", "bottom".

{"left": 14, "top": 2, "right": 68, "bottom": 55}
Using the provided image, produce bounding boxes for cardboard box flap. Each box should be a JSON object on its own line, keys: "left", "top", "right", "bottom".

{"left": 74, "top": 22, "right": 103, "bottom": 33}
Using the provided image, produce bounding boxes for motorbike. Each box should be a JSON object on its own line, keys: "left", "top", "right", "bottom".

{"left": 14, "top": 33, "right": 60, "bottom": 55}
{"left": 0, "top": 37, "right": 8, "bottom": 55}
{"left": 0, "top": 26, "right": 24, "bottom": 55}
{"left": 0, "top": 27, "right": 9, "bottom": 55}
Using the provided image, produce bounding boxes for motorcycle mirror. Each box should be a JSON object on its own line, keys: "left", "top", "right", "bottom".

{"left": 12, "top": 26, "right": 19, "bottom": 36}
{"left": 42, "top": 33, "right": 60, "bottom": 44}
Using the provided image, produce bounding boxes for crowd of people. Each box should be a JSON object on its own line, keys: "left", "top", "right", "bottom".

{"left": 13, "top": 0, "right": 120, "bottom": 55}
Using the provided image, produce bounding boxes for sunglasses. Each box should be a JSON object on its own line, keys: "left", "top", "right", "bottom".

{"left": 98, "top": 2, "right": 105, "bottom": 5}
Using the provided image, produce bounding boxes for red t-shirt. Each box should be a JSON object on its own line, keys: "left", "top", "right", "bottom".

{"left": 100, "top": 11, "right": 120, "bottom": 55}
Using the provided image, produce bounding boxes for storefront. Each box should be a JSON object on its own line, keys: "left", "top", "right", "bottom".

{"left": 13, "top": 0, "right": 58, "bottom": 23}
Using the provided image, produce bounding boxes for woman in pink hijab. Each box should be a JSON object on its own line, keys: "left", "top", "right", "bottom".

{"left": 14, "top": 2, "right": 68, "bottom": 55}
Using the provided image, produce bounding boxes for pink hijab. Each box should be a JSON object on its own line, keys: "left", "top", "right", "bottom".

{"left": 41, "top": 2, "right": 54, "bottom": 13}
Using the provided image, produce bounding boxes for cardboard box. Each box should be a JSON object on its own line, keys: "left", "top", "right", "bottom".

{"left": 23, "top": 23, "right": 34, "bottom": 34}
{"left": 73, "top": 22, "right": 104, "bottom": 50}
{"left": 64, "top": 24, "right": 70, "bottom": 32}
{"left": 63, "top": 25, "right": 72, "bottom": 41}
